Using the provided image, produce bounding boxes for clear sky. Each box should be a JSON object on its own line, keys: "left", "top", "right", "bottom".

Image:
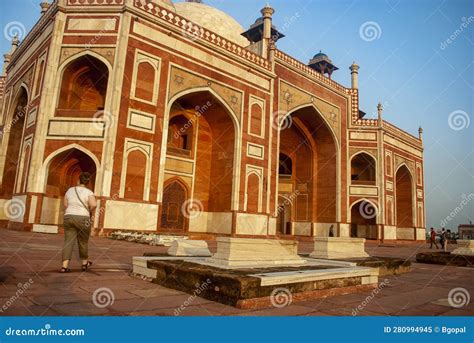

{"left": 1, "top": 0, "right": 473, "bottom": 231}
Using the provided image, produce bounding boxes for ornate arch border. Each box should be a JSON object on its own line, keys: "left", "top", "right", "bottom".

{"left": 158, "top": 86, "right": 242, "bottom": 211}
{"left": 348, "top": 198, "right": 380, "bottom": 225}
{"left": 276, "top": 103, "right": 341, "bottom": 223}
{"left": 40, "top": 143, "right": 102, "bottom": 194}
{"left": 394, "top": 163, "right": 417, "bottom": 229}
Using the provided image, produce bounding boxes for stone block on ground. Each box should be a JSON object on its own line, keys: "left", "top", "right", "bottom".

{"left": 451, "top": 240, "right": 474, "bottom": 256}
{"left": 310, "top": 237, "right": 369, "bottom": 259}
{"left": 207, "top": 237, "right": 306, "bottom": 267}
{"left": 167, "top": 240, "right": 212, "bottom": 257}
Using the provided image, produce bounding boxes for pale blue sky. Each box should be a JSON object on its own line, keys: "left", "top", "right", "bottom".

{"left": 1, "top": 0, "right": 473, "bottom": 231}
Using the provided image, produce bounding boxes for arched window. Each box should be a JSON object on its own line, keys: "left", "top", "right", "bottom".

{"left": 246, "top": 173, "right": 260, "bottom": 213}
{"left": 396, "top": 165, "right": 414, "bottom": 227}
{"left": 278, "top": 153, "right": 292, "bottom": 177}
{"left": 134, "top": 61, "right": 155, "bottom": 102}
{"left": 351, "top": 153, "right": 376, "bottom": 185}
{"left": 46, "top": 148, "right": 97, "bottom": 197}
{"left": 57, "top": 55, "right": 109, "bottom": 114}
{"left": 167, "top": 114, "right": 193, "bottom": 157}
{"left": 124, "top": 150, "right": 147, "bottom": 200}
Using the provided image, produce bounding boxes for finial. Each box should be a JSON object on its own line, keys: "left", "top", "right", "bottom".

{"left": 10, "top": 35, "right": 20, "bottom": 55}
{"left": 11, "top": 35, "right": 19, "bottom": 47}
{"left": 40, "top": 0, "right": 50, "bottom": 15}
{"left": 418, "top": 126, "right": 423, "bottom": 140}
{"left": 2, "top": 53, "right": 11, "bottom": 76}
{"left": 377, "top": 102, "right": 383, "bottom": 117}
{"left": 261, "top": 4, "right": 274, "bottom": 17}
{"left": 350, "top": 62, "right": 359, "bottom": 72}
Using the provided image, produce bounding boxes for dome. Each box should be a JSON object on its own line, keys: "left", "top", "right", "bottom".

{"left": 175, "top": 1, "right": 250, "bottom": 47}
{"left": 313, "top": 51, "right": 329, "bottom": 60}
{"left": 150, "top": 0, "right": 176, "bottom": 11}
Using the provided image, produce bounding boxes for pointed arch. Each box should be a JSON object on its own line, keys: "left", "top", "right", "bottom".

{"left": 159, "top": 87, "right": 242, "bottom": 211}
{"left": 395, "top": 164, "right": 415, "bottom": 228}
{"left": 349, "top": 198, "right": 378, "bottom": 239}
{"left": 53, "top": 51, "right": 112, "bottom": 117}
{"left": 277, "top": 103, "right": 340, "bottom": 227}
{"left": 281, "top": 103, "right": 339, "bottom": 147}
{"left": 350, "top": 151, "right": 377, "bottom": 185}
{"left": 0, "top": 85, "right": 29, "bottom": 196}
{"left": 160, "top": 177, "right": 190, "bottom": 232}
{"left": 41, "top": 144, "right": 101, "bottom": 194}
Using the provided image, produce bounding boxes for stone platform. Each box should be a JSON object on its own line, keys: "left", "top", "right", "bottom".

{"left": 302, "top": 255, "right": 412, "bottom": 276}
{"left": 132, "top": 255, "right": 379, "bottom": 309}
{"left": 3, "top": 229, "right": 473, "bottom": 316}
{"left": 416, "top": 251, "right": 474, "bottom": 268}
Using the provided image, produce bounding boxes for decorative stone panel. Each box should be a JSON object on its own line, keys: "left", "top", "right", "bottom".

{"left": 278, "top": 80, "right": 340, "bottom": 141}
{"left": 60, "top": 47, "right": 115, "bottom": 66}
{"left": 169, "top": 66, "right": 242, "bottom": 122}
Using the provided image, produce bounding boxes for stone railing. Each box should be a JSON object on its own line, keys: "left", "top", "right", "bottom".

{"left": 274, "top": 49, "right": 349, "bottom": 94}
{"left": 354, "top": 118, "right": 379, "bottom": 127}
{"left": 133, "top": 0, "right": 271, "bottom": 70}
{"left": 67, "top": 0, "right": 124, "bottom": 5}
{"left": 383, "top": 120, "right": 422, "bottom": 146}
{"left": 7, "top": 1, "right": 58, "bottom": 68}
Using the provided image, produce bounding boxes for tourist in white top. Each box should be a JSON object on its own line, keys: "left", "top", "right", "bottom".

{"left": 61, "top": 172, "right": 97, "bottom": 273}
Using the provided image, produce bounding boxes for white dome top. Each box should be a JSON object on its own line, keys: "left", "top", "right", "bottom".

{"left": 175, "top": 1, "right": 250, "bottom": 47}
{"left": 150, "top": 0, "right": 176, "bottom": 11}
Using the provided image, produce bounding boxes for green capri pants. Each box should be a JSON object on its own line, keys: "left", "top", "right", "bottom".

{"left": 62, "top": 215, "right": 92, "bottom": 261}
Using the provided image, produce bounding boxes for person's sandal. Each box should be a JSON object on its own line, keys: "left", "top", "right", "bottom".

{"left": 60, "top": 267, "right": 71, "bottom": 273}
{"left": 81, "top": 261, "right": 93, "bottom": 271}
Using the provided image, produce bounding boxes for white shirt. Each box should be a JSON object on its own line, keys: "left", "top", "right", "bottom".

{"left": 64, "top": 186, "right": 94, "bottom": 217}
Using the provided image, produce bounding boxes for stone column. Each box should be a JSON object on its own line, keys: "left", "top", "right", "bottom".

{"left": 261, "top": 5, "right": 274, "bottom": 59}
{"left": 350, "top": 62, "right": 359, "bottom": 89}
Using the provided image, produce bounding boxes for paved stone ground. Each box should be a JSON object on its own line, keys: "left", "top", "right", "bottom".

{"left": 0, "top": 229, "right": 473, "bottom": 316}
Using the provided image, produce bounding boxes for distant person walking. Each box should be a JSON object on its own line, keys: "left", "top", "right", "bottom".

{"left": 429, "top": 227, "right": 439, "bottom": 249}
{"left": 440, "top": 228, "right": 448, "bottom": 252}
{"left": 61, "top": 172, "right": 97, "bottom": 273}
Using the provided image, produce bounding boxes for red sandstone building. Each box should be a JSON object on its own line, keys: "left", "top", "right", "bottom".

{"left": 0, "top": 0, "right": 426, "bottom": 241}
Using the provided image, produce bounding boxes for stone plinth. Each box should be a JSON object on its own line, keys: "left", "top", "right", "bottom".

{"left": 451, "top": 240, "right": 474, "bottom": 256}
{"left": 207, "top": 237, "right": 306, "bottom": 267}
{"left": 168, "top": 240, "right": 212, "bottom": 257}
{"left": 310, "top": 237, "right": 369, "bottom": 259}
